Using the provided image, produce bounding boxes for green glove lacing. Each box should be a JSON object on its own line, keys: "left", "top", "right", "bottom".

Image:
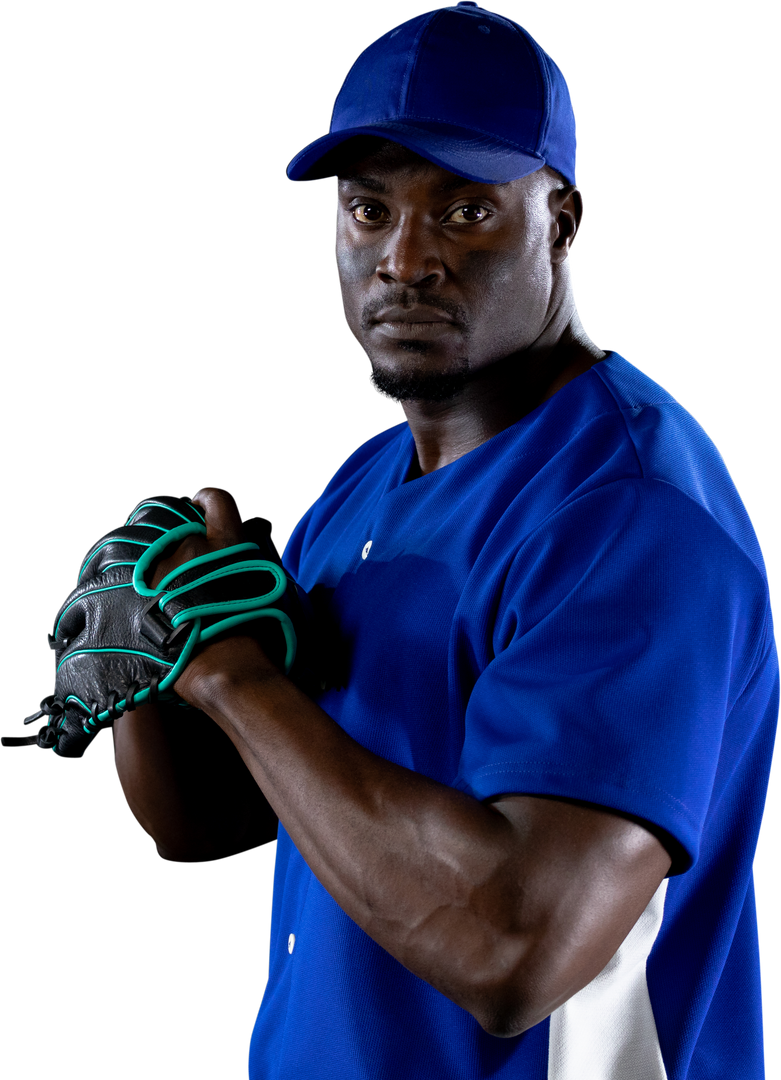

{"left": 70, "top": 522, "right": 297, "bottom": 733}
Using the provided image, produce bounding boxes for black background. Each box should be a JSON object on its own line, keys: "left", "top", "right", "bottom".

{"left": 4, "top": 4, "right": 777, "bottom": 1075}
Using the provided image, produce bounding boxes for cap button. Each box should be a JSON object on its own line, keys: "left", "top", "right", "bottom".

{"left": 457, "top": 2, "right": 479, "bottom": 6}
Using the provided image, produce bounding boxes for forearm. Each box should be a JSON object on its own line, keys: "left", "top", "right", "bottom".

{"left": 186, "top": 656, "right": 522, "bottom": 1021}
{"left": 113, "top": 700, "right": 278, "bottom": 861}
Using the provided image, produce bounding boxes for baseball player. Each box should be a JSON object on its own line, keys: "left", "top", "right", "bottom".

{"left": 10, "top": 5, "right": 778, "bottom": 1079}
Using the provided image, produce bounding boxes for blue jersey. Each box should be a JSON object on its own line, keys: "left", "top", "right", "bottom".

{"left": 249, "top": 353, "right": 778, "bottom": 1080}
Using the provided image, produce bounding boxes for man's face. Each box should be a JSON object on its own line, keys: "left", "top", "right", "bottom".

{"left": 336, "top": 141, "right": 566, "bottom": 402}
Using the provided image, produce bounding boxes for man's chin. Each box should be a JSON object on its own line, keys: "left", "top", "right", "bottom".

{"left": 370, "top": 356, "right": 471, "bottom": 403}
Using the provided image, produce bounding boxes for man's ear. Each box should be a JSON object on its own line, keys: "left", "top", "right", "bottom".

{"left": 550, "top": 186, "right": 582, "bottom": 263}
{"left": 570, "top": 187, "right": 587, "bottom": 252}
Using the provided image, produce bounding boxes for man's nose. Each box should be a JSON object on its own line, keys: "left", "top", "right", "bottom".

{"left": 375, "top": 220, "right": 445, "bottom": 287}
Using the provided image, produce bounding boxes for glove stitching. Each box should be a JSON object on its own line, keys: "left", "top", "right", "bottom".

{"left": 8, "top": 496, "right": 303, "bottom": 756}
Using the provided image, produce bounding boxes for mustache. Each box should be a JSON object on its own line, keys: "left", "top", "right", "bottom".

{"left": 360, "top": 292, "right": 469, "bottom": 332}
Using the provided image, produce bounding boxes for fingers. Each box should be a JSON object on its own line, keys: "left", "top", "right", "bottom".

{"left": 192, "top": 487, "right": 244, "bottom": 545}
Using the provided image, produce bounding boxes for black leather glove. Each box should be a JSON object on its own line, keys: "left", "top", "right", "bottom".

{"left": 3, "top": 496, "right": 302, "bottom": 757}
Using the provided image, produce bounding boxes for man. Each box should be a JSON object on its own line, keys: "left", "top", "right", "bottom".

{"left": 112, "top": 5, "right": 777, "bottom": 1079}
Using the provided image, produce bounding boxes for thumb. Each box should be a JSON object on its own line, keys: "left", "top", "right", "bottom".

{"left": 192, "top": 487, "right": 244, "bottom": 545}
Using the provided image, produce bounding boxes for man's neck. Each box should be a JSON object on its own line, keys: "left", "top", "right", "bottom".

{"left": 404, "top": 330, "right": 604, "bottom": 479}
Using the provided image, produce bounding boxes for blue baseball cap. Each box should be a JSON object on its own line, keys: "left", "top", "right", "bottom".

{"left": 287, "top": 3, "right": 576, "bottom": 186}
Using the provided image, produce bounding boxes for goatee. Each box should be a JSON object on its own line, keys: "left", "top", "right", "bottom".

{"left": 370, "top": 350, "right": 471, "bottom": 403}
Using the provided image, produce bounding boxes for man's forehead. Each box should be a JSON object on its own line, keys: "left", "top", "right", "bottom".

{"left": 339, "top": 171, "right": 488, "bottom": 197}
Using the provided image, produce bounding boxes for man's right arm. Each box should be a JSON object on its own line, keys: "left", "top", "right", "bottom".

{"left": 113, "top": 701, "right": 278, "bottom": 861}
{"left": 112, "top": 495, "right": 280, "bottom": 862}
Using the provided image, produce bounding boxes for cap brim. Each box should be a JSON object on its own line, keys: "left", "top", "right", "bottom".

{"left": 286, "top": 120, "right": 545, "bottom": 185}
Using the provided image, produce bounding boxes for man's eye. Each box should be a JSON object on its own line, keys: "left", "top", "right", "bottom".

{"left": 352, "top": 204, "right": 492, "bottom": 225}
{"left": 352, "top": 205, "right": 388, "bottom": 224}
{"left": 445, "top": 206, "right": 488, "bottom": 223}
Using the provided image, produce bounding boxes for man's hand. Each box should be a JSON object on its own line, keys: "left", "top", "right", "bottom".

{"left": 152, "top": 487, "right": 283, "bottom": 696}
{"left": 150, "top": 487, "right": 243, "bottom": 588}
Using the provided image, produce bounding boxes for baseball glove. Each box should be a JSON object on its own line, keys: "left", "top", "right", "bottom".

{"left": 3, "top": 496, "right": 309, "bottom": 757}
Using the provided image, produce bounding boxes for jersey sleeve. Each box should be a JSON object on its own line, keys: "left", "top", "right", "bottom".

{"left": 454, "top": 477, "right": 772, "bottom": 871}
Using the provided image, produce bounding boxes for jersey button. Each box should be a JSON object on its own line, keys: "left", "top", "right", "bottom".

{"left": 361, "top": 540, "right": 372, "bottom": 560}
{"left": 288, "top": 933, "right": 295, "bottom": 954}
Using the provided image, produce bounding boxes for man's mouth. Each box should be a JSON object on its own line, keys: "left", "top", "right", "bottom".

{"left": 369, "top": 305, "right": 460, "bottom": 340}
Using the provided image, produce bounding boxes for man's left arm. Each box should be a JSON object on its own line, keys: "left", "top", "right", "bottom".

{"left": 174, "top": 487, "right": 671, "bottom": 1038}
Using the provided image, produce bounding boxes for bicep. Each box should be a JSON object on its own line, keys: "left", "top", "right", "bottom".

{"left": 487, "top": 793, "right": 671, "bottom": 1030}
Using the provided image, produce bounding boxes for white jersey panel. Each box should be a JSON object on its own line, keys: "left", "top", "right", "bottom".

{"left": 548, "top": 879, "right": 668, "bottom": 1080}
